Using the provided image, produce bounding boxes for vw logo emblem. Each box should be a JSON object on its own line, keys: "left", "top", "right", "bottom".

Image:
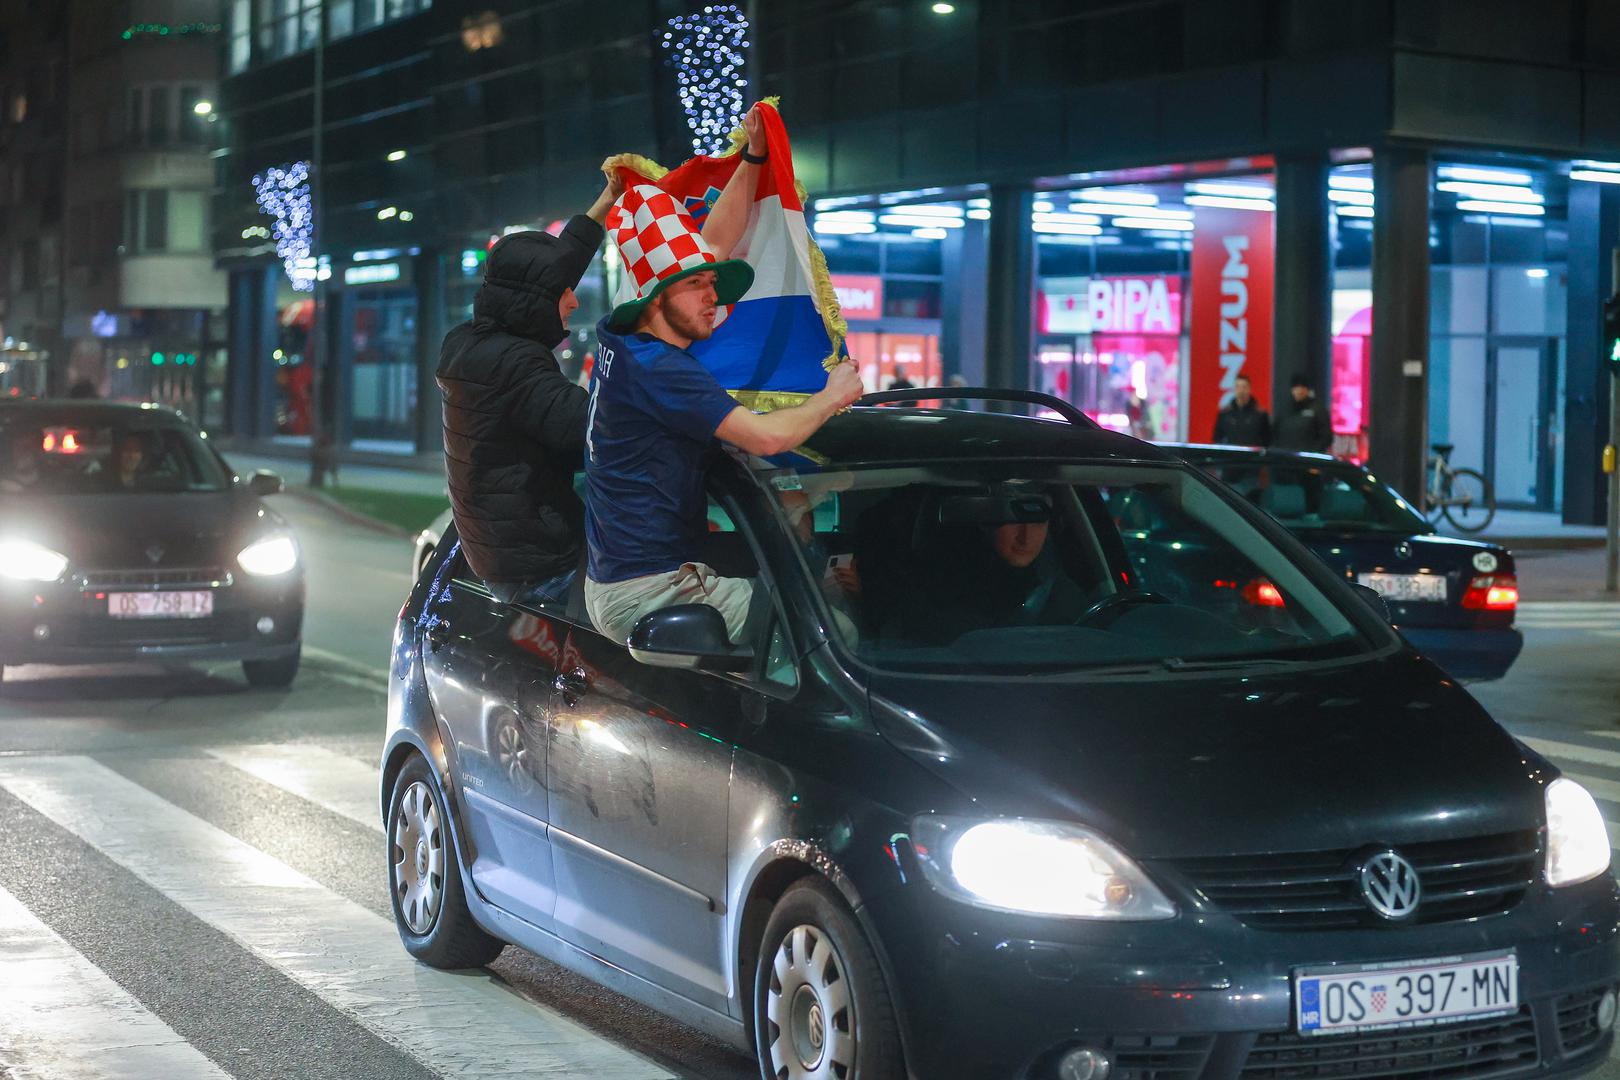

{"left": 145, "top": 544, "right": 165, "bottom": 564}
{"left": 1359, "top": 850, "right": 1422, "bottom": 920}
{"left": 1395, "top": 541, "right": 1413, "bottom": 560}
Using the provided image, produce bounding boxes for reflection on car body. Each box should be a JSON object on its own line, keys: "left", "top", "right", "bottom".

{"left": 383, "top": 394, "right": 1617, "bottom": 1080}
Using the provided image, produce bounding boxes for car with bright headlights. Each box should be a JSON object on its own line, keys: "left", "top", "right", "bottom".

{"left": 382, "top": 389, "right": 1619, "bottom": 1080}
{"left": 0, "top": 400, "right": 304, "bottom": 686}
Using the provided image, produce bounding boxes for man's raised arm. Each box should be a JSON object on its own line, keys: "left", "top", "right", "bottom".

{"left": 715, "top": 364, "right": 864, "bottom": 457}
{"left": 701, "top": 104, "right": 767, "bottom": 260}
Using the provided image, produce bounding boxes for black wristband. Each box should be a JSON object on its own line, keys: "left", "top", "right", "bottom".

{"left": 740, "top": 147, "right": 768, "bottom": 165}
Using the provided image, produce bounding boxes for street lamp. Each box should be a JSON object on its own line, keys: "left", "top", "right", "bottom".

{"left": 193, "top": 99, "right": 213, "bottom": 116}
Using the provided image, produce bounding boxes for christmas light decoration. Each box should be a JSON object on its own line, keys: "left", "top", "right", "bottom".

{"left": 663, "top": 6, "right": 750, "bottom": 154}
{"left": 252, "top": 161, "right": 315, "bottom": 292}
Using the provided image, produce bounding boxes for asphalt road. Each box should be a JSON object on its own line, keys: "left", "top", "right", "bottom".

{"left": 1, "top": 497, "right": 1619, "bottom": 1080}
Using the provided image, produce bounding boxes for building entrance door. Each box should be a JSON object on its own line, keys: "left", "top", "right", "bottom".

{"left": 1488, "top": 338, "right": 1557, "bottom": 510}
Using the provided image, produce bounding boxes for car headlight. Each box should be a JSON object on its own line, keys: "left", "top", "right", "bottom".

{"left": 911, "top": 816, "right": 1176, "bottom": 920}
{"left": 0, "top": 539, "right": 69, "bottom": 582}
{"left": 237, "top": 535, "right": 299, "bottom": 576}
{"left": 1546, "top": 778, "right": 1611, "bottom": 887}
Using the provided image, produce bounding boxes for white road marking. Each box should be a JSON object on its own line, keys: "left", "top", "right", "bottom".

{"left": 0, "top": 757, "right": 669, "bottom": 1080}
{"left": 0, "top": 882, "right": 232, "bottom": 1080}
{"left": 303, "top": 644, "right": 390, "bottom": 689}
{"left": 207, "top": 743, "right": 382, "bottom": 832}
{"left": 1519, "top": 736, "right": 1620, "bottom": 773}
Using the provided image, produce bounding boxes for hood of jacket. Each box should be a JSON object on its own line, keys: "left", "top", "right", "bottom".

{"left": 471, "top": 222, "right": 598, "bottom": 348}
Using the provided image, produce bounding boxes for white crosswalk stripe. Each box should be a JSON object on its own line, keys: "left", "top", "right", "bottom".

{"left": 206, "top": 743, "right": 383, "bottom": 832}
{"left": 0, "top": 756, "right": 669, "bottom": 1080}
{"left": 0, "top": 881, "right": 233, "bottom": 1080}
{"left": 1515, "top": 602, "right": 1620, "bottom": 631}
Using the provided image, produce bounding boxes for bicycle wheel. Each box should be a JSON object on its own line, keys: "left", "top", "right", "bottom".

{"left": 1440, "top": 467, "right": 1495, "bottom": 533}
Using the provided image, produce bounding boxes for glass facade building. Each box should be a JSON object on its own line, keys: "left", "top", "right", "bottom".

{"left": 208, "top": 0, "right": 1620, "bottom": 521}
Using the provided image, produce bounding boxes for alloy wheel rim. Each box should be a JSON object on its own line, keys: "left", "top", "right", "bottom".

{"left": 391, "top": 780, "right": 444, "bottom": 935}
{"left": 495, "top": 718, "right": 530, "bottom": 788}
{"left": 766, "top": 923, "right": 854, "bottom": 1079}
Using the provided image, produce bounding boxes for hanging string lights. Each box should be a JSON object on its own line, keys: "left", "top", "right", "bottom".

{"left": 252, "top": 161, "right": 314, "bottom": 291}
{"left": 663, "top": 5, "right": 750, "bottom": 155}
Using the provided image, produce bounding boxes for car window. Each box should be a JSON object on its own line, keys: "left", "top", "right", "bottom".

{"left": 760, "top": 461, "right": 1374, "bottom": 677}
{"left": 1203, "top": 460, "right": 1427, "bottom": 534}
{"left": 0, "top": 420, "right": 229, "bottom": 495}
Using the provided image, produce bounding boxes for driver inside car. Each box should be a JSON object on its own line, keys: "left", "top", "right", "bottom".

{"left": 889, "top": 490, "right": 1093, "bottom": 645}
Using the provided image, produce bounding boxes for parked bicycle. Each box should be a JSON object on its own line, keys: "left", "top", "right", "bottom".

{"left": 1425, "top": 443, "right": 1495, "bottom": 533}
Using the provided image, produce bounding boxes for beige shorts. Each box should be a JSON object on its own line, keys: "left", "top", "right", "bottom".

{"left": 585, "top": 563, "right": 755, "bottom": 646}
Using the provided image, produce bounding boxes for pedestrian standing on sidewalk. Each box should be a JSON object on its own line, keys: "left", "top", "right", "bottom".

{"left": 436, "top": 172, "right": 623, "bottom": 607}
{"left": 1272, "top": 373, "right": 1332, "bottom": 453}
{"left": 1211, "top": 374, "right": 1271, "bottom": 447}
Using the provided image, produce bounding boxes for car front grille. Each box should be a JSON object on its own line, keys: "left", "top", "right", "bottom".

{"left": 1554, "top": 986, "right": 1614, "bottom": 1058}
{"left": 1166, "top": 831, "right": 1540, "bottom": 930}
{"left": 77, "top": 612, "right": 252, "bottom": 646}
{"left": 79, "top": 567, "right": 232, "bottom": 590}
{"left": 1241, "top": 1008, "right": 1538, "bottom": 1080}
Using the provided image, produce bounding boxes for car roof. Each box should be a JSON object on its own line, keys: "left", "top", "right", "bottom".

{"left": 1162, "top": 442, "right": 1347, "bottom": 466}
{"left": 781, "top": 406, "right": 1180, "bottom": 470}
{"left": 0, "top": 399, "right": 192, "bottom": 428}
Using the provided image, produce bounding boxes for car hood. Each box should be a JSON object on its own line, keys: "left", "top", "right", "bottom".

{"left": 869, "top": 651, "right": 1545, "bottom": 859}
{"left": 0, "top": 492, "right": 271, "bottom": 570}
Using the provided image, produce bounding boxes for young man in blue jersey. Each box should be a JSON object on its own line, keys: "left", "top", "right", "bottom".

{"left": 583, "top": 110, "right": 863, "bottom": 644}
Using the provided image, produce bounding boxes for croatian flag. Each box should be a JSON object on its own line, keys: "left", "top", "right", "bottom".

{"left": 604, "top": 101, "right": 846, "bottom": 410}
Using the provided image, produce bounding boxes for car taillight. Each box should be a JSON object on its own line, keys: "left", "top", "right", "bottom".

{"left": 1461, "top": 573, "right": 1517, "bottom": 611}
{"left": 1242, "top": 578, "right": 1285, "bottom": 608}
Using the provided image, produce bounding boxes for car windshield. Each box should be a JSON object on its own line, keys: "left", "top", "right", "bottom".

{"left": 1194, "top": 458, "right": 1429, "bottom": 534}
{"left": 0, "top": 419, "right": 230, "bottom": 495}
{"left": 762, "top": 461, "right": 1377, "bottom": 676}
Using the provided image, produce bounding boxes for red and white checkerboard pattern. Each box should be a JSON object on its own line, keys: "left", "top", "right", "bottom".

{"left": 608, "top": 184, "right": 720, "bottom": 300}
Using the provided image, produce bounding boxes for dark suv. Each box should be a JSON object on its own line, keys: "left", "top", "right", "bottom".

{"left": 382, "top": 391, "right": 1618, "bottom": 1080}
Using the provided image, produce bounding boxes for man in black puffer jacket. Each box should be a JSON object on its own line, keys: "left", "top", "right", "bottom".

{"left": 437, "top": 176, "right": 619, "bottom": 605}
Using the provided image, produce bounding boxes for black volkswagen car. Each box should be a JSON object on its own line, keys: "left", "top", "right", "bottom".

{"left": 1173, "top": 446, "right": 1521, "bottom": 682}
{"left": 383, "top": 391, "right": 1617, "bottom": 1080}
{"left": 0, "top": 400, "right": 304, "bottom": 686}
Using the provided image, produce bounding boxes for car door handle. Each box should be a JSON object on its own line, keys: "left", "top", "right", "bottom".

{"left": 553, "top": 667, "right": 588, "bottom": 704}
{"left": 425, "top": 621, "right": 451, "bottom": 652}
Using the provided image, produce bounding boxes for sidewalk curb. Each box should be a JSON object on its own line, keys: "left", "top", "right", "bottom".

{"left": 282, "top": 489, "right": 417, "bottom": 540}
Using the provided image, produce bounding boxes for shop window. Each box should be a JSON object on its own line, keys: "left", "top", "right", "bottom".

{"left": 884, "top": 237, "right": 942, "bottom": 276}
{"left": 818, "top": 236, "right": 880, "bottom": 274}
{"left": 1492, "top": 267, "right": 1566, "bottom": 336}
{"left": 1430, "top": 267, "right": 1487, "bottom": 336}
{"left": 125, "top": 190, "right": 169, "bottom": 253}
{"left": 883, "top": 280, "right": 941, "bottom": 319}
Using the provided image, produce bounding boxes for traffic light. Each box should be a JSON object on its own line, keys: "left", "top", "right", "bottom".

{"left": 1605, "top": 293, "right": 1620, "bottom": 375}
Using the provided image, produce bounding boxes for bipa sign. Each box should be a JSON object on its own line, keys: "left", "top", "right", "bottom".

{"left": 830, "top": 274, "right": 883, "bottom": 321}
{"left": 1040, "top": 275, "right": 1180, "bottom": 335}
{"left": 1087, "top": 275, "right": 1180, "bottom": 335}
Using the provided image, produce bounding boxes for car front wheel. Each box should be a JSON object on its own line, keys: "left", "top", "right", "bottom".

{"left": 386, "top": 754, "right": 504, "bottom": 968}
{"left": 754, "top": 877, "right": 903, "bottom": 1080}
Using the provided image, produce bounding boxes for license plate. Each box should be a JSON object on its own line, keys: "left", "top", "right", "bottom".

{"left": 107, "top": 591, "right": 214, "bottom": 619}
{"left": 1357, "top": 572, "right": 1447, "bottom": 602}
{"left": 1295, "top": 952, "right": 1517, "bottom": 1035}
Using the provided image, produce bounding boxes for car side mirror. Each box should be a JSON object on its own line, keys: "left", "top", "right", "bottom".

{"left": 247, "top": 470, "right": 284, "bottom": 496}
{"left": 628, "top": 604, "right": 754, "bottom": 672}
{"left": 1349, "top": 582, "right": 1392, "bottom": 623}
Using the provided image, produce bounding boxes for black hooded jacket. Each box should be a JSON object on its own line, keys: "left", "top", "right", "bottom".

{"left": 436, "top": 216, "right": 603, "bottom": 584}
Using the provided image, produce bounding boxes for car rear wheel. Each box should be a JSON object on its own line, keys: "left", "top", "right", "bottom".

{"left": 243, "top": 647, "right": 300, "bottom": 688}
{"left": 754, "top": 877, "right": 903, "bottom": 1080}
{"left": 386, "top": 754, "right": 503, "bottom": 969}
